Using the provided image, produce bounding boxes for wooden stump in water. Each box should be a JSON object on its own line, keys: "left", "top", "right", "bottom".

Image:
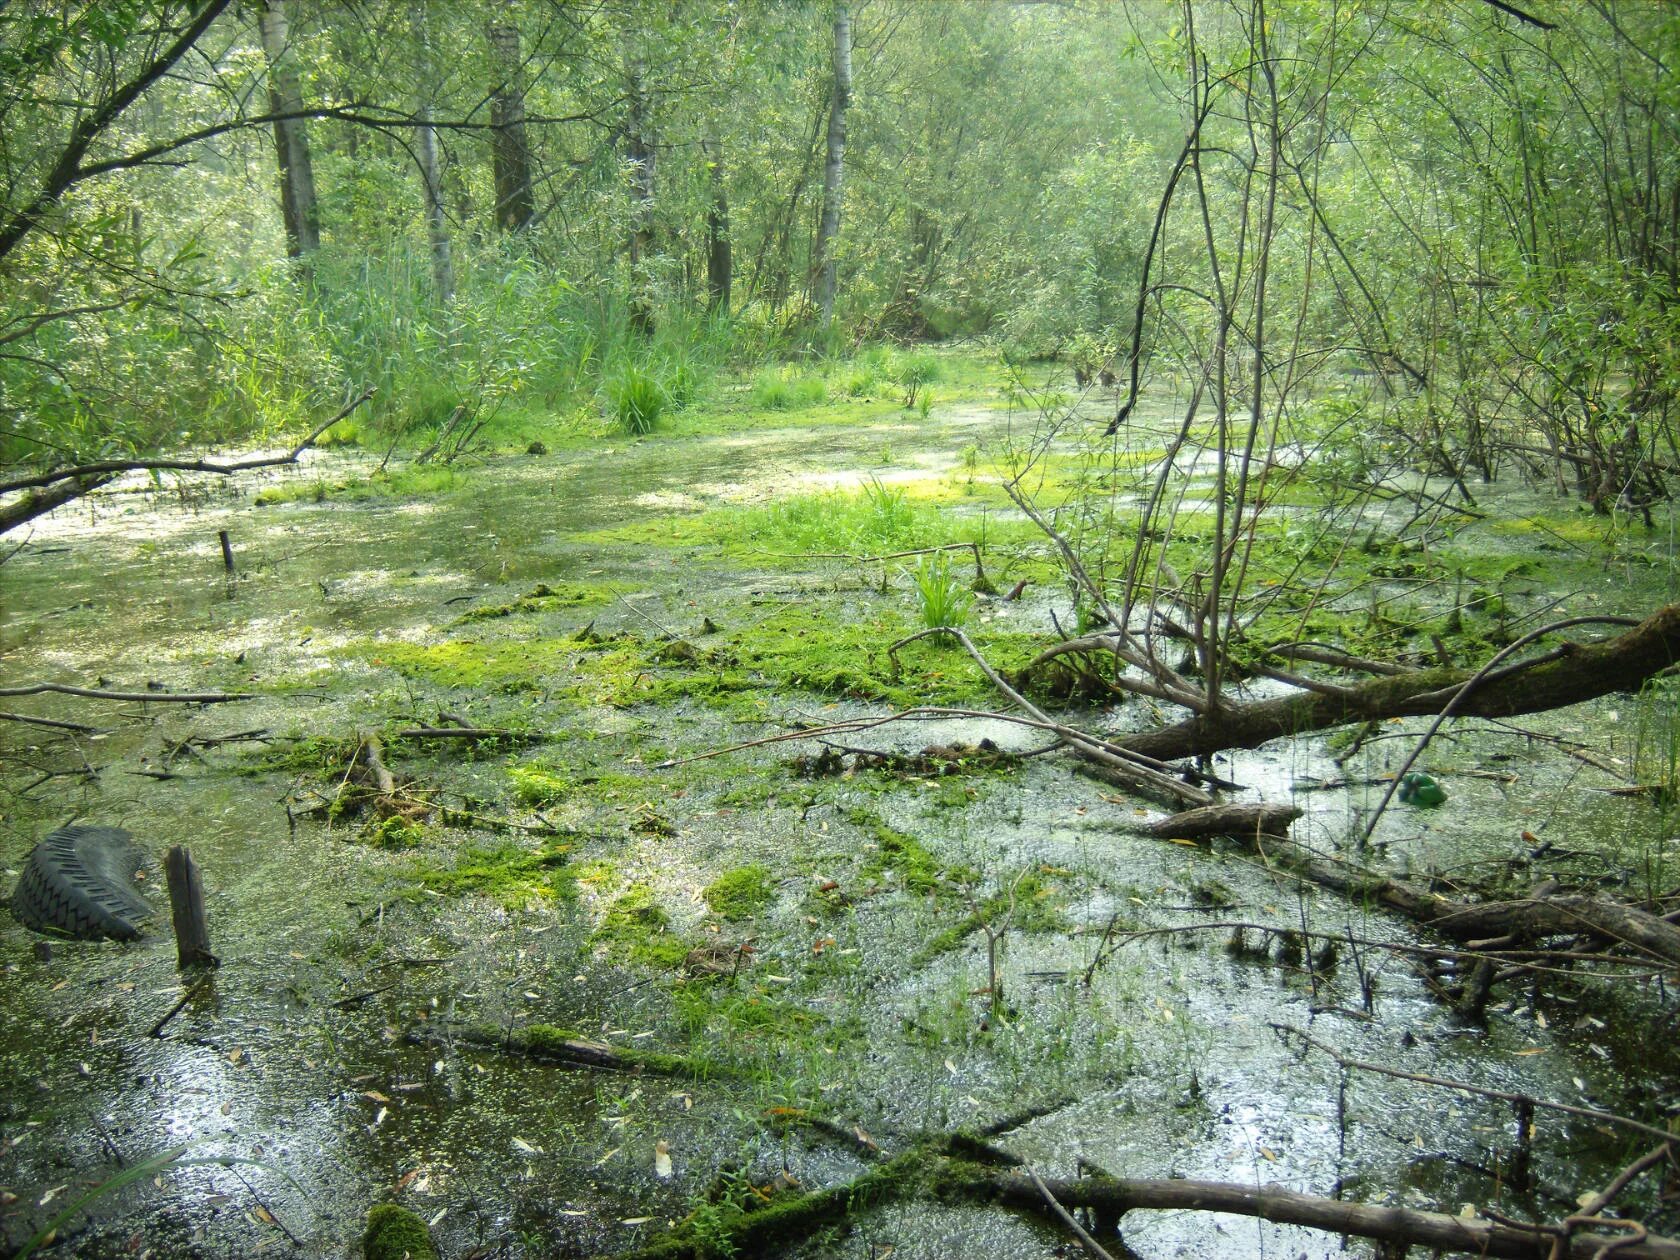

{"left": 1143, "top": 802, "right": 1303, "bottom": 840}
{"left": 164, "top": 845, "right": 219, "bottom": 969}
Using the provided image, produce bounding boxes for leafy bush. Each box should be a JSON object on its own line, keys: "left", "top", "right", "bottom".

{"left": 742, "top": 476, "right": 929, "bottom": 553}
{"left": 893, "top": 352, "right": 942, "bottom": 408}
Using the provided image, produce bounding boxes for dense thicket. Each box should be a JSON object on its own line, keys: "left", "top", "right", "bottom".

{"left": 0, "top": 1, "right": 1675, "bottom": 530}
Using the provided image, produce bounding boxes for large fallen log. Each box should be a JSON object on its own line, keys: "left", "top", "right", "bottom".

{"left": 954, "top": 1166, "right": 1680, "bottom": 1260}
{"left": 595, "top": 1139, "right": 1680, "bottom": 1260}
{"left": 1236, "top": 832, "right": 1680, "bottom": 967}
{"left": 1116, "top": 604, "right": 1680, "bottom": 761}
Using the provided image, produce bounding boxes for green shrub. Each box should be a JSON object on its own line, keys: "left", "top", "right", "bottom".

{"left": 750, "top": 365, "right": 827, "bottom": 410}
{"left": 741, "top": 477, "right": 929, "bottom": 553}
{"left": 604, "top": 358, "right": 669, "bottom": 434}
{"left": 702, "top": 864, "right": 774, "bottom": 920}
{"left": 510, "top": 765, "right": 571, "bottom": 806}
{"left": 894, "top": 352, "right": 942, "bottom": 408}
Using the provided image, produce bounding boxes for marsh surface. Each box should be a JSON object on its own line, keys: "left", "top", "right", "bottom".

{"left": 3, "top": 381, "right": 1676, "bottom": 1258}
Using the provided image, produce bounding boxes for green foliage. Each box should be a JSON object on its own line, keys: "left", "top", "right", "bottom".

{"left": 750, "top": 364, "right": 828, "bottom": 410}
{"left": 363, "top": 1204, "right": 439, "bottom": 1260}
{"left": 893, "top": 352, "right": 942, "bottom": 408}
{"left": 604, "top": 356, "right": 670, "bottom": 435}
{"left": 366, "top": 815, "right": 427, "bottom": 848}
{"left": 702, "top": 864, "right": 775, "bottom": 920}
{"left": 909, "top": 551, "right": 973, "bottom": 640}
{"left": 742, "top": 476, "right": 926, "bottom": 553}
{"left": 509, "top": 765, "right": 571, "bottom": 806}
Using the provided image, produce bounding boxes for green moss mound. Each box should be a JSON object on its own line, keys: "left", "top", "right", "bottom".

{"left": 363, "top": 1203, "right": 438, "bottom": 1260}
{"left": 702, "top": 864, "right": 774, "bottom": 920}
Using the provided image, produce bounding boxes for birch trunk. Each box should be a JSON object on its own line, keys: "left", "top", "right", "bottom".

{"left": 703, "top": 135, "right": 731, "bottom": 313}
{"left": 626, "top": 55, "right": 656, "bottom": 335}
{"left": 256, "top": 0, "right": 320, "bottom": 262}
{"left": 412, "top": 3, "right": 453, "bottom": 304}
{"left": 813, "top": 2, "right": 852, "bottom": 329}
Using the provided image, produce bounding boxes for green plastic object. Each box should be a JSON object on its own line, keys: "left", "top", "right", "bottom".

{"left": 1398, "top": 772, "right": 1447, "bottom": 807}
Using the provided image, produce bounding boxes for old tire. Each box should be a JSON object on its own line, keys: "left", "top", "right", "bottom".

{"left": 9, "top": 825, "right": 152, "bottom": 940}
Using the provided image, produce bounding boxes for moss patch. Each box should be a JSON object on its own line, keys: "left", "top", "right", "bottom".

{"left": 353, "top": 638, "right": 576, "bottom": 694}
{"left": 363, "top": 1203, "right": 439, "bottom": 1260}
{"left": 510, "top": 764, "right": 571, "bottom": 806}
{"left": 255, "top": 465, "right": 462, "bottom": 507}
{"left": 454, "top": 580, "right": 630, "bottom": 624}
{"left": 593, "top": 885, "right": 690, "bottom": 969}
{"left": 410, "top": 841, "right": 575, "bottom": 908}
{"left": 913, "top": 868, "right": 1073, "bottom": 963}
{"left": 702, "top": 864, "right": 775, "bottom": 921}
{"left": 854, "top": 812, "right": 954, "bottom": 894}
{"left": 365, "top": 815, "right": 427, "bottom": 849}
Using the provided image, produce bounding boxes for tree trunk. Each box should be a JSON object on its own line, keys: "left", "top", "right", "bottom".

{"left": 1116, "top": 604, "right": 1680, "bottom": 762}
{"left": 256, "top": 0, "right": 320, "bottom": 263}
{"left": 486, "top": 14, "right": 533, "bottom": 233}
{"left": 813, "top": 1, "right": 852, "bottom": 330}
{"left": 410, "top": 6, "right": 453, "bottom": 304}
{"left": 703, "top": 135, "right": 731, "bottom": 314}
{"left": 626, "top": 55, "right": 657, "bottom": 335}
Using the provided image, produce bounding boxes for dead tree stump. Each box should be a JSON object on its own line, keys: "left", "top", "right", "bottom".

{"left": 164, "top": 845, "right": 219, "bottom": 969}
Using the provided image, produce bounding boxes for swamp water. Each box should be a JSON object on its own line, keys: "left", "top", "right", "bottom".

{"left": 1, "top": 391, "right": 1677, "bottom": 1258}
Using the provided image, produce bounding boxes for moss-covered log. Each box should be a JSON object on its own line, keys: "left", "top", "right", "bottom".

{"left": 1117, "top": 604, "right": 1680, "bottom": 762}
{"left": 592, "top": 1145, "right": 1680, "bottom": 1260}
{"left": 598, "top": 1150, "right": 931, "bottom": 1260}
{"left": 413, "top": 1023, "right": 704, "bottom": 1076}
{"left": 1143, "top": 802, "right": 1302, "bottom": 840}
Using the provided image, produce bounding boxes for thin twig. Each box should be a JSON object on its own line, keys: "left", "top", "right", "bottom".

{"left": 1026, "top": 1166, "right": 1119, "bottom": 1260}
{"left": 0, "top": 710, "right": 105, "bottom": 733}
{"left": 1274, "top": 1023, "right": 1677, "bottom": 1144}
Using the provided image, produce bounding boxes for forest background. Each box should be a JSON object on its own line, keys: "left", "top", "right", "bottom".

{"left": 2, "top": 0, "right": 1673, "bottom": 522}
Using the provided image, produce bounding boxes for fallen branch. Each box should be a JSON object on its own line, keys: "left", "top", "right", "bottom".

{"left": 1115, "top": 606, "right": 1670, "bottom": 762}
{"left": 390, "top": 726, "right": 549, "bottom": 745}
{"left": 0, "top": 682, "right": 254, "bottom": 703}
{"left": 1274, "top": 1022, "right": 1678, "bottom": 1145}
{"left": 0, "top": 710, "right": 106, "bottom": 733}
{"left": 1236, "top": 830, "right": 1680, "bottom": 968}
{"left": 0, "top": 387, "right": 376, "bottom": 496}
{"left": 951, "top": 1166, "right": 1680, "bottom": 1260}
{"left": 417, "top": 1023, "right": 703, "bottom": 1077}
{"left": 888, "top": 627, "right": 1211, "bottom": 807}
{"left": 593, "top": 1134, "right": 1680, "bottom": 1260}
